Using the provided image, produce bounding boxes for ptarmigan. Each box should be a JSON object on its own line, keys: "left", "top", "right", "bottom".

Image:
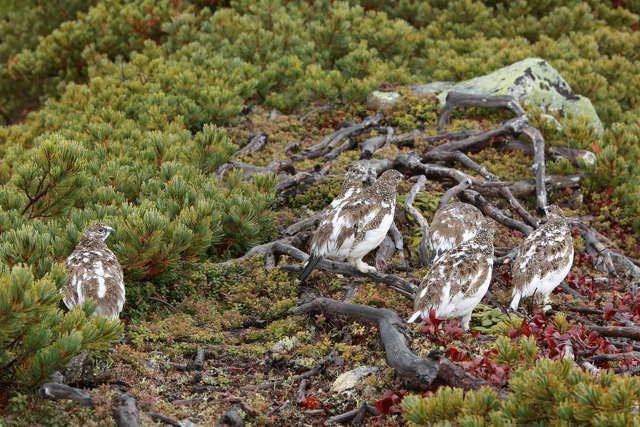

{"left": 63, "top": 223, "right": 125, "bottom": 320}
{"left": 428, "top": 202, "right": 484, "bottom": 263}
{"left": 509, "top": 205, "right": 574, "bottom": 311}
{"left": 299, "top": 169, "right": 403, "bottom": 282}
{"left": 409, "top": 220, "right": 495, "bottom": 330}
{"left": 329, "top": 164, "right": 368, "bottom": 209}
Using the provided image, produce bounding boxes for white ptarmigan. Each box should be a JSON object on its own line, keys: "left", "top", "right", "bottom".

{"left": 299, "top": 169, "right": 403, "bottom": 282}
{"left": 428, "top": 202, "right": 484, "bottom": 263}
{"left": 63, "top": 223, "right": 125, "bottom": 319}
{"left": 409, "top": 220, "right": 495, "bottom": 330}
{"left": 329, "top": 164, "right": 368, "bottom": 209}
{"left": 509, "top": 205, "right": 574, "bottom": 311}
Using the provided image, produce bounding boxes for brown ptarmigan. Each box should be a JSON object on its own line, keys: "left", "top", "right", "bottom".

{"left": 509, "top": 205, "right": 574, "bottom": 311}
{"left": 63, "top": 223, "right": 125, "bottom": 319}
{"left": 329, "top": 164, "right": 369, "bottom": 209}
{"left": 428, "top": 202, "right": 484, "bottom": 263}
{"left": 299, "top": 169, "right": 403, "bottom": 282}
{"left": 409, "top": 220, "right": 495, "bottom": 330}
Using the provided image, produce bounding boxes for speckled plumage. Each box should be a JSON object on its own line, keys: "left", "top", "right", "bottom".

{"left": 63, "top": 223, "right": 124, "bottom": 320}
{"left": 330, "top": 165, "right": 369, "bottom": 209}
{"left": 410, "top": 221, "right": 495, "bottom": 330}
{"left": 510, "top": 205, "right": 573, "bottom": 311}
{"left": 299, "top": 169, "right": 403, "bottom": 281}
{"left": 428, "top": 202, "right": 484, "bottom": 263}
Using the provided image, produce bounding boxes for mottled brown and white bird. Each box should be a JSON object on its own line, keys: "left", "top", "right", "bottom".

{"left": 63, "top": 223, "right": 125, "bottom": 320}
{"left": 409, "top": 220, "right": 495, "bottom": 330}
{"left": 510, "top": 205, "right": 573, "bottom": 311}
{"left": 428, "top": 202, "right": 484, "bottom": 263}
{"left": 329, "top": 164, "right": 369, "bottom": 209}
{"left": 299, "top": 169, "right": 403, "bottom": 282}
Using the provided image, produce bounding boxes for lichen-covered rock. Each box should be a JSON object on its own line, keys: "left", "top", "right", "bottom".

{"left": 438, "top": 58, "right": 603, "bottom": 134}
{"left": 409, "top": 81, "right": 455, "bottom": 97}
{"left": 331, "top": 366, "right": 378, "bottom": 393}
{"left": 368, "top": 90, "right": 401, "bottom": 109}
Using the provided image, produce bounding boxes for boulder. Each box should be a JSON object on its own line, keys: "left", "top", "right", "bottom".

{"left": 437, "top": 58, "right": 603, "bottom": 134}
{"left": 367, "top": 90, "right": 401, "bottom": 109}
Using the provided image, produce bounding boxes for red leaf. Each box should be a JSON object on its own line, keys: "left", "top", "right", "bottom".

{"left": 301, "top": 397, "right": 321, "bottom": 410}
{"left": 374, "top": 397, "right": 394, "bottom": 416}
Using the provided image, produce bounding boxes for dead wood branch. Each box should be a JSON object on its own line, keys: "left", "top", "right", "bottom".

{"left": 502, "top": 140, "right": 596, "bottom": 166}
{"left": 351, "top": 158, "right": 394, "bottom": 182}
{"left": 375, "top": 235, "right": 396, "bottom": 273}
{"left": 460, "top": 190, "right": 534, "bottom": 235}
{"left": 293, "top": 297, "right": 500, "bottom": 392}
{"left": 236, "top": 132, "right": 268, "bottom": 155}
{"left": 216, "top": 159, "right": 294, "bottom": 180}
{"left": 559, "top": 283, "right": 588, "bottom": 300}
{"left": 277, "top": 165, "right": 330, "bottom": 200}
{"left": 293, "top": 297, "right": 438, "bottom": 388}
{"left": 403, "top": 175, "right": 430, "bottom": 266}
{"left": 389, "top": 222, "right": 406, "bottom": 269}
{"left": 587, "top": 352, "right": 640, "bottom": 364}
{"left": 190, "top": 347, "right": 205, "bottom": 371}
{"left": 38, "top": 382, "right": 94, "bottom": 406}
{"left": 326, "top": 404, "right": 380, "bottom": 425}
{"left": 421, "top": 129, "right": 484, "bottom": 146}
{"left": 215, "top": 405, "right": 245, "bottom": 427}
{"left": 302, "top": 113, "right": 383, "bottom": 159}
{"left": 482, "top": 174, "right": 582, "bottom": 199}
{"left": 590, "top": 325, "right": 640, "bottom": 340}
{"left": 300, "top": 104, "right": 333, "bottom": 121}
{"left": 220, "top": 234, "right": 307, "bottom": 268}
{"left": 434, "top": 116, "right": 528, "bottom": 153}
{"left": 147, "top": 412, "right": 180, "bottom": 426}
{"left": 296, "top": 379, "right": 307, "bottom": 405}
{"left": 284, "top": 212, "right": 324, "bottom": 236}
{"left": 521, "top": 124, "right": 547, "bottom": 213}
{"left": 274, "top": 242, "right": 416, "bottom": 298}
{"left": 438, "top": 92, "right": 525, "bottom": 132}
{"left": 424, "top": 149, "right": 538, "bottom": 227}
{"left": 360, "top": 129, "right": 422, "bottom": 159}
{"left": 113, "top": 392, "right": 140, "bottom": 427}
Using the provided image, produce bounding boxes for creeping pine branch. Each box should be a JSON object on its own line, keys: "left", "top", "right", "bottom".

{"left": 403, "top": 175, "right": 431, "bottom": 266}
{"left": 301, "top": 112, "right": 383, "bottom": 159}
{"left": 293, "top": 297, "right": 501, "bottom": 393}
{"left": 273, "top": 242, "right": 417, "bottom": 298}
{"left": 437, "top": 92, "right": 525, "bottom": 132}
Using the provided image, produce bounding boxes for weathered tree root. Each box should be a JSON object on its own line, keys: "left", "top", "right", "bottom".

{"left": 147, "top": 412, "right": 180, "bottom": 426}
{"left": 236, "top": 132, "right": 268, "bottom": 155}
{"left": 360, "top": 129, "right": 422, "bottom": 159}
{"left": 302, "top": 113, "right": 383, "bottom": 159}
{"left": 274, "top": 242, "right": 416, "bottom": 298}
{"left": 460, "top": 190, "right": 533, "bottom": 236}
{"left": 403, "top": 175, "right": 431, "bottom": 266}
{"left": 437, "top": 92, "right": 525, "bottom": 132}
{"left": 589, "top": 325, "right": 640, "bottom": 340}
{"left": 293, "top": 297, "right": 500, "bottom": 392}
{"left": 112, "top": 391, "right": 140, "bottom": 427}
{"left": 325, "top": 404, "right": 380, "bottom": 425}
{"left": 587, "top": 352, "right": 640, "bottom": 363}
{"left": 38, "top": 382, "right": 94, "bottom": 406}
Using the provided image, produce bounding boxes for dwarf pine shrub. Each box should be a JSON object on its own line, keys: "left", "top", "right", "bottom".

{"left": 1, "top": 0, "right": 640, "bottom": 389}
{"left": 402, "top": 358, "right": 640, "bottom": 426}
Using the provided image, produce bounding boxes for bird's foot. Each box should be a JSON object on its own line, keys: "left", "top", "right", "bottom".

{"left": 353, "top": 260, "right": 377, "bottom": 274}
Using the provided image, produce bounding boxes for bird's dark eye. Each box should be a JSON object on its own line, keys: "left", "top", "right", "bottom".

{"left": 99, "top": 228, "right": 106, "bottom": 233}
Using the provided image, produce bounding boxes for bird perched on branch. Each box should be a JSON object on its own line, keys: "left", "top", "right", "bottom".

{"left": 509, "top": 205, "right": 573, "bottom": 312}
{"left": 63, "top": 223, "right": 125, "bottom": 320}
{"left": 300, "top": 169, "right": 404, "bottom": 282}
{"left": 428, "top": 202, "right": 484, "bottom": 263}
{"left": 409, "top": 220, "right": 495, "bottom": 330}
{"left": 329, "top": 164, "right": 369, "bottom": 209}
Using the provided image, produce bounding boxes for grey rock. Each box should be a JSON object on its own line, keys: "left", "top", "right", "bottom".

{"left": 367, "top": 90, "right": 401, "bottom": 109}
{"left": 410, "top": 81, "right": 455, "bottom": 97}
{"left": 331, "top": 366, "right": 378, "bottom": 393}
{"left": 437, "top": 58, "right": 603, "bottom": 134}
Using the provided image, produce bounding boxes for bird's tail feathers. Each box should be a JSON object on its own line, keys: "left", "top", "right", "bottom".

{"left": 407, "top": 310, "right": 422, "bottom": 323}
{"left": 509, "top": 293, "right": 521, "bottom": 311}
{"left": 299, "top": 254, "right": 322, "bottom": 283}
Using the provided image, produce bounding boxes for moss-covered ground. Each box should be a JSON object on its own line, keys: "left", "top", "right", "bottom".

{"left": 3, "top": 96, "right": 639, "bottom": 425}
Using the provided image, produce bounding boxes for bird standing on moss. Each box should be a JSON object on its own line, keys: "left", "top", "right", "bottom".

{"left": 299, "top": 169, "right": 404, "bottom": 282}
{"left": 63, "top": 223, "right": 125, "bottom": 320}
{"left": 509, "top": 205, "right": 573, "bottom": 312}
{"left": 428, "top": 202, "right": 484, "bottom": 263}
{"left": 409, "top": 220, "right": 495, "bottom": 330}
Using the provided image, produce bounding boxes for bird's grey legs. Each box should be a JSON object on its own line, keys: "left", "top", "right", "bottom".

{"left": 349, "top": 257, "right": 377, "bottom": 274}
{"left": 460, "top": 313, "right": 471, "bottom": 331}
